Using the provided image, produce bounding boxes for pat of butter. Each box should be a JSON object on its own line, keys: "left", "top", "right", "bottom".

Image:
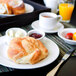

{"left": 8, "top": 29, "right": 25, "bottom": 38}
{"left": 15, "top": 31, "right": 24, "bottom": 37}
{"left": 8, "top": 30, "right": 14, "bottom": 37}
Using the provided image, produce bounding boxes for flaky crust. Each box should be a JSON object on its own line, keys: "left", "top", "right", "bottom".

{"left": 7, "top": 37, "right": 48, "bottom": 64}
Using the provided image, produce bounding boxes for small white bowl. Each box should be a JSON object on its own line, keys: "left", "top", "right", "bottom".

{"left": 58, "top": 28, "right": 76, "bottom": 45}
{"left": 5, "top": 27, "right": 27, "bottom": 44}
{"left": 28, "top": 30, "right": 45, "bottom": 40}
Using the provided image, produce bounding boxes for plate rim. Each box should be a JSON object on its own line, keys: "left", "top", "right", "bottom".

{"left": 0, "top": 36, "right": 60, "bottom": 69}
{"left": 0, "top": 3, "right": 34, "bottom": 16}
{"left": 31, "top": 20, "right": 64, "bottom": 33}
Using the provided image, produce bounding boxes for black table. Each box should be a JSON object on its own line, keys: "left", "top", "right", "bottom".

{"left": 0, "top": 0, "right": 76, "bottom": 76}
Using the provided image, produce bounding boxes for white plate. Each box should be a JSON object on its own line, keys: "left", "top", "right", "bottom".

{"left": 0, "top": 36, "right": 59, "bottom": 69}
{"left": 31, "top": 20, "right": 64, "bottom": 33}
{"left": 0, "top": 3, "right": 34, "bottom": 17}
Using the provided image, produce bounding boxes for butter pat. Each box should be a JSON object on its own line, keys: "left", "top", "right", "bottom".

{"left": 15, "top": 30, "right": 25, "bottom": 37}
{"left": 6, "top": 28, "right": 27, "bottom": 38}
{"left": 7, "top": 29, "right": 27, "bottom": 38}
{"left": 6, "top": 28, "right": 27, "bottom": 45}
{"left": 8, "top": 29, "right": 14, "bottom": 37}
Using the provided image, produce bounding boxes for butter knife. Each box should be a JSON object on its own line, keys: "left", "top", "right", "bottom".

{"left": 46, "top": 48, "right": 75, "bottom": 76}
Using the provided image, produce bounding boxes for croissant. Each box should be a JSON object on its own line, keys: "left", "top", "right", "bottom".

{"left": 7, "top": 37, "right": 48, "bottom": 64}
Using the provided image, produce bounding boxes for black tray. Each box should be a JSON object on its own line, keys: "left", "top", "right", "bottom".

{"left": 0, "top": 0, "right": 51, "bottom": 31}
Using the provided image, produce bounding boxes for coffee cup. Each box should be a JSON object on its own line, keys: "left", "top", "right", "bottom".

{"left": 39, "top": 12, "right": 62, "bottom": 30}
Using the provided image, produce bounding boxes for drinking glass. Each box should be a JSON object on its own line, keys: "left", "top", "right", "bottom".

{"left": 59, "top": 0, "right": 75, "bottom": 23}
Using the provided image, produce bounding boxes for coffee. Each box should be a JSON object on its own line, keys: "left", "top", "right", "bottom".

{"left": 42, "top": 15, "right": 51, "bottom": 18}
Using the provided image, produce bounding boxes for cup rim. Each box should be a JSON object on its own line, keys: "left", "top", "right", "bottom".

{"left": 39, "top": 12, "right": 58, "bottom": 19}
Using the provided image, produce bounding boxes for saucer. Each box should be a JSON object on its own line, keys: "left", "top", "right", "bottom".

{"left": 31, "top": 20, "right": 64, "bottom": 33}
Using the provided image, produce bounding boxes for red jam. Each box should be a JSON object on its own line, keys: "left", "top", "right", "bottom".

{"left": 29, "top": 33, "right": 42, "bottom": 39}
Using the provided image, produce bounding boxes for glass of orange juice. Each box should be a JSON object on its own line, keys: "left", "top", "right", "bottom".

{"left": 59, "top": 0, "right": 75, "bottom": 23}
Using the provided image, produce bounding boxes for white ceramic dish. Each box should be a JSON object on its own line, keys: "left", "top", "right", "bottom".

{"left": 0, "top": 3, "right": 34, "bottom": 17}
{"left": 31, "top": 20, "right": 64, "bottom": 33}
{"left": 58, "top": 28, "right": 76, "bottom": 45}
{"left": 28, "top": 30, "right": 45, "bottom": 40}
{"left": 5, "top": 27, "right": 27, "bottom": 44}
{"left": 0, "top": 36, "right": 59, "bottom": 69}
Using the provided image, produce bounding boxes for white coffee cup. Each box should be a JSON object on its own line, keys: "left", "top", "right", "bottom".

{"left": 39, "top": 12, "right": 62, "bottom": 30}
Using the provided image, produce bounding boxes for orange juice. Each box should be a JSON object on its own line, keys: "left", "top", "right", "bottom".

{"left": 59, "top": 3, "right": 74, "bottom": 21}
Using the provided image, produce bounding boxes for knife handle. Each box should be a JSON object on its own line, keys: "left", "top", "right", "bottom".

{"left": 46, "top": 60, "right": 64, "bottom": 76}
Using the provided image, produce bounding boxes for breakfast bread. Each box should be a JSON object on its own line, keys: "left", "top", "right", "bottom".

{"left": 0, "top": 3, "right": 12, "bottom": 14}
{"left": 7, "top": 37, "right": 48, "bottom": 64}
{"left": 4, "top": 3, "right": 12, "bottom": 14}
{"left": 0, "top": 0, "right": 26, "bottom": 15}
{"left": 0, "top": 3, "right": 7, "bottom": 14}
{"left": 11, "top": 3, "right": 25, "bottom": 15}
{"left": 8, "top": 0, "right": 26, "bottom": 15}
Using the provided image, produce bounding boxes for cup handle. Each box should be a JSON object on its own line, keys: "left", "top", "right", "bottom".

{"left": 57, "top": 15, "right": 62, "bottom": 22}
